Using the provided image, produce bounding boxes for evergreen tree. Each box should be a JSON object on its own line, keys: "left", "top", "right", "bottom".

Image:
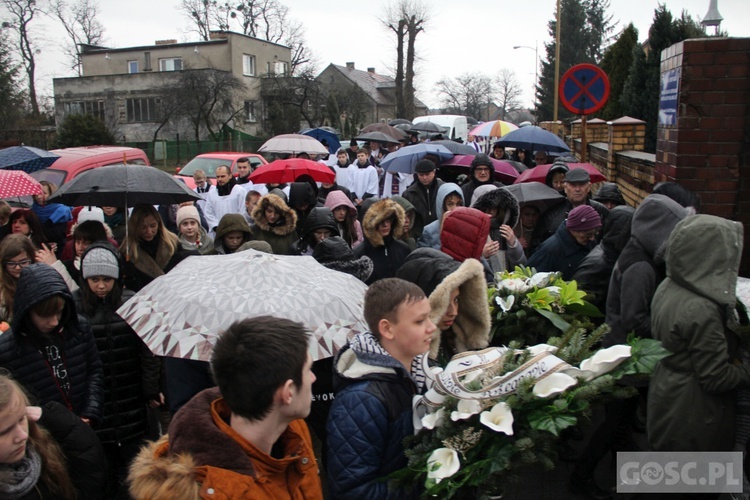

{"left": 56, "top": 114, "right": 115, "bottom": 148}
{"left": 536, "top": 0, "right": 613, "bottom": 122}
{"left": 599, "top": 23, "right": 638, "bottom": 120}
{"left": 0, "top": 31, "right": 23, "bottom": 136}
{"left": 620, "top": 5, "right": 707, "bottom": 152}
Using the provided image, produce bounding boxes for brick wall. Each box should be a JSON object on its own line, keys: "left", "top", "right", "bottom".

{"left": 655, "top": 37, "right": 750, "bottom": 275}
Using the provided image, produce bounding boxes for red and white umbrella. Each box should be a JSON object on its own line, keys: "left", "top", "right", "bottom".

{"left": 0, "top": 170, "right": 43, "bottom": 199}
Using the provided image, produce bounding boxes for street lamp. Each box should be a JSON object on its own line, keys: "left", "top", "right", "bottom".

{"left": 513, "top": 42, "right": 538, "bottom": 122}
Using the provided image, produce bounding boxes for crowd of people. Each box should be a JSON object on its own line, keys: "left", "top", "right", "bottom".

{"left": 0, "top": 133, "right": 746, "bottom": 500}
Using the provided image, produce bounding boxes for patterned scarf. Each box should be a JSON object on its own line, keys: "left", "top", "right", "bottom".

{"left": 0, "top": 447, "right": 42, "bottom": 498}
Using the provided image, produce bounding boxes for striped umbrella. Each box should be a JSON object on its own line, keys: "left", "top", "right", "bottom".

{"left": 469, "top": 120, "right": 519, "bottom": 138}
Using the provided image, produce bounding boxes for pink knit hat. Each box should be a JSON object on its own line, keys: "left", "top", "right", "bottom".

{"left": 566, "top": 205, "right": 601, "bottom": 232}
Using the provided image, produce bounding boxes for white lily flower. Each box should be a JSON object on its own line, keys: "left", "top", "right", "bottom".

{"left": 529, "top": 272, "right": 555, "bottom": 288}
{"left": 479, "top": 402, "right": 514, "bottom": 435}
{"left": 500, "top": 278, "right": 529, "bottom": 293}
{"left": 421, "top": 408, "right": 446, "bottom": 430}
{"left": 495, "top": 294, "right": 515, "bottom": 312}
{"left": 544, "top": 286, "right": 561, "bottom": 297}
{"left": 579, "top": 345, "right": 632, "bottom": 380}
{"left": 427, "top": 448, "right": 460, "bottom": 483}
{"left": 532, "top": 372, "right": 578, "bottom": 398}
{"left": 450, "top": 399, "right": 482, "bottom": 421}
{"left": 526, "top": 344, "right": 558, "bottom": 356}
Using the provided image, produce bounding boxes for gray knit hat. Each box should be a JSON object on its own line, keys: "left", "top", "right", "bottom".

{"left": 81, "top": 246, "right": 119, "bottom": 279}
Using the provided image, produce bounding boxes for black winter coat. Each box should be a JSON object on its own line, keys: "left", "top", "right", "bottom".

{"left": 73, "top": 288, "right": 160, "bottom": 445}
{"left": 530, "top": 198, "right": 609, "bottom": 254}
{"left": 0, "top": 263, "right": 103, "bottom": 423}
{"left": 402, "top": 177, "right": 445, "bottom": 234}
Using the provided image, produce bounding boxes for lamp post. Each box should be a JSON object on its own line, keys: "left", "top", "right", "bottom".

{"left": 513, "top": 42, "right": 538, "bottom": 122}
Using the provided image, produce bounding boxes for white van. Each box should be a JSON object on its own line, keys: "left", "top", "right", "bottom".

{"left": 411, "top": 114, "right": 469, "bottom": 142}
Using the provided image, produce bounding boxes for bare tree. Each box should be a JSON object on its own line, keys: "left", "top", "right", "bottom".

{"left": 495, "top": 69, "right": 523, "bottom": 120}
{"left": 50, "top": 0, "right": 105, "bottom": 76}
{"left": 435, "top": 72, "right": 494, "bottom": 120}
{"left": 261, "top": 66, "right": 322, "bottom": 128}
{"left": 1, "top": 0, "right": 43, "bottom": 115}
{"left": 381, "top": 0, "right": 430, "bottom": 119}
{"left": 180, "top": 0, "right": 313, "bottom": 74}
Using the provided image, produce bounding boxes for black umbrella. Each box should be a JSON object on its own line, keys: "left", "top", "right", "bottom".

{"left": 47, "top": 164, "right": 201, "bottom": 207}
{"left": 408, "top": 121, "right": 447, "bottom": 134}
{"left": 354, "top": 131, "right": 402, "bottom": 144}
{"left": 388, "top": 118, "right": 412, "bottom": 126}
{"left": 506, "top": 160, "right": 530, "bottom": 174}
{"left": 429, "top": 140, "right": 478, "bottom": 155}
{"left": 501, "top": 182, "right": 565, "bottom": 212}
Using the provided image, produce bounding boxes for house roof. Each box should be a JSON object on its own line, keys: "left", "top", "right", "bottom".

{"left": 326, "top": 63, "right": 427, "bottom": 109}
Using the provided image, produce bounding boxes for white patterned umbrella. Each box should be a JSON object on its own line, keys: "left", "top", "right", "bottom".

{"left": 117, "top": 250, "right": 369, "bottom": 361}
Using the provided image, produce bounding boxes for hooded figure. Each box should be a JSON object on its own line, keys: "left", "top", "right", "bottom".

{"left": 313, "top": 236, "right": 373, "bottom": 283}
{"left": 418, "top": 183, "right": 464, "bottom": 250}
{"left": 648, "top": 215, "right": 749, "bottom": 452}
{"left": 545, "top": 162, "right": 569, "bottom": 194}
{"left": 572, "top": 205, "right": 635, "bottom": 311}
{"left": 209, "top": 213, "right": 253, "bottom": 255}
{"left": 0, "top": 263, "right": 103, "bottom": 423}
{"left": 288, "top": 181, "right": 319, "bottom": 237}
{"left": 397, "top": 248, "right": 491, "bottom": 361}
{"left": 440, "top": 207, "right": 491, "bottom": 264}
{"left": 353, "top": 199, "right": 411, "bottom": 285}
{"left": 603, "top": 194, "right": 692, "bottom": 347}
{"left": 323, "top": 190, "right": 364, "bottom": 248}
{"left": 593, "top": 182, "right": 626, "bottom": 209}
{"left": 461, "top": 153, "right": 503, "bottom": 204}
{"left": 249, "top": 194, "right": 298, "bottom": 255}
{"left": 391, "top": 195, "right": 423, "bottom": 251}
{"left": 472, "top": 187, "right": 526, "bottom": 273}
{"left": 289, "top": 207, "right": 340, "bottom": 256}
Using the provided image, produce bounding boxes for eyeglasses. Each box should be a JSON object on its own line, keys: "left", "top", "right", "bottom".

{"left": 4, "top": 259, "right": 32, "bottom": 269}
{"left": 474, "top": 167, "right": 491, "bottom": 173}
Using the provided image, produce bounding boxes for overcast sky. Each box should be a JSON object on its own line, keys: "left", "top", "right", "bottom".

{"left": 26, "top": 0, "right": 750, "bottom": 111}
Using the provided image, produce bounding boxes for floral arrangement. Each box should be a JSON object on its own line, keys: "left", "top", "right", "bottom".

{"left": 489, "top": 267, "right": 602, "bottom": 346}
{"left": 392, "top": 325, "right": 668, "bottom": 498}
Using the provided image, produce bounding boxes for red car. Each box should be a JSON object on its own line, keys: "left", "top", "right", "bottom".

{"left": 32, "top": 146, "right": 150, "bottom": 187}
{"left": 175, "top": 152, "right": 268, "bottom": 189}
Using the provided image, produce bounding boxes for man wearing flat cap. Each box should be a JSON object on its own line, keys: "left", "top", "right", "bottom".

{"left": 402, "top": 158, "right": 445, "bottom": 238}
{"left": 530, "top": 167, "right": 609, "bottom": 254}
{"left": 527, "top": 204, "right": 602, "bottom": 280}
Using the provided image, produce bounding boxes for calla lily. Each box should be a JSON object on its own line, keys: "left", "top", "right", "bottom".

{"left": 450, "top": 399, "right": 482, "bottom": 421}
{"left": 532, "top": 372, "right": 578, "bottom": 398}
{"left": 421, "top": 408, "right": 446, "bottom": 430}
{"left": 526, "top": 344, "right": 558, "bottom": 356}
{"left": 427, "top": 448, "right": 460, "bottom": 483}
{"left": 495, "top": 294, "right": 515, "bottom": 312}
{"left": 500, "top": 278, "right": 529, "bottom": 293}
{"left": 529, "top": 272, "right": 555, "bottom": 288}
{"left": 479, "top": 402, "right": 514, "bottom": 435}
{"left": 579, "top": 345, "right": 632, "bottom": 380}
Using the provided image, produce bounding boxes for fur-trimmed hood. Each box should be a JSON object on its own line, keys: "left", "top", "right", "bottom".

{"left": 397, "top": 248, "right": 490, "bottom": 359}
{"left": 473, "top": 186, "right": 520, "bottom": 229}
{"left": 251, "top": 194, "right": 298, "bottom": 236}
{"left": 361, "top": 199, "right": 406, "bottom": 247}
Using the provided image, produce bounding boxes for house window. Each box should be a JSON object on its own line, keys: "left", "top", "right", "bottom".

{"left": 266, "top": 61, "right": 271, "bottom": 75}
{"left": 126, "top": 97, "right": 157, "bottom": 122}
{"left": 274, "top": 61, "right": 288, "bottom": 75}
{"left": 244, "top": 100, "right": 256, "bottom": 122}
{"left": 242, "top": 54, "right": 256, "bottom": 76}
{"left": 63, "top": 100, "right": 105, "bottom": 121}
{"left": 158, "top": 58, "right": 182, "bottom": 72}
{"left": 128, "top": 60, "right": 139, "bottom": 74}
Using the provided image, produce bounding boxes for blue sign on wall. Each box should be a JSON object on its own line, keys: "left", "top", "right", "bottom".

{"left": 659, "top": 68, "right": 681, "bottom": 126}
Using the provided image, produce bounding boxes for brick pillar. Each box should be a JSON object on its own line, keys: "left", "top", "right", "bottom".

{"left": 606, "top": 116, "right": 646, "bottom": 179}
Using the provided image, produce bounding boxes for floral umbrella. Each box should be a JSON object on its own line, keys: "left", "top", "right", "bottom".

{"left": 117, "top": 250, "right": 370, "bottom": 362}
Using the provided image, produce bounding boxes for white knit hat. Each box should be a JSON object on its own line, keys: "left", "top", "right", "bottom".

{"left": 176, "top": 206, "right": 200, "bottom": 228}
{"left": 77, "top": 206, "right": 104, "bottom": 224}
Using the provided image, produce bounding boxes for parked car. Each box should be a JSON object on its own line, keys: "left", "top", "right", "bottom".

{"left": 174, "top": 152, "right": 268, "bottom": 189}
{"left": 31, "top": 146, "right": 150, "bottom": 187}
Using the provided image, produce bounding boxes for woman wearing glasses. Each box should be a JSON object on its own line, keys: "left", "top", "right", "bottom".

{"left": 0, "top": 234, "right": 36, "bottom": 323}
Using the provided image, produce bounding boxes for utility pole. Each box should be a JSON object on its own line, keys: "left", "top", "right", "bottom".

{"left": 554, "top": 0, "right": 562, "bottom": 122}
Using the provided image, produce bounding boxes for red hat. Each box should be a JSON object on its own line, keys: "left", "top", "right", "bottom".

{"left": 566, "top": 205, "right": 601, "bottom": 232}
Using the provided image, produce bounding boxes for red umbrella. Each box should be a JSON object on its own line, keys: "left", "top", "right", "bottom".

{"left": 441, "top": 155, "right": 519, "bottom": 185}
{"left": 249, "top": 158, "right": 335, "bottom": 184}
{"left": 513, "top": 162, "right": 606, "bottom": 185}
{"left": 0, "top": 170, "right": 43, "bottom": 198}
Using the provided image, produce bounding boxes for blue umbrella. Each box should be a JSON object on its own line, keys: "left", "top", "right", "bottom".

{"left": 300, "top": 127, "right": 341, "bottom": 154}
{"left": 0, "top": 146, "right": 60, "bottom": 173}
{"left": 494, "top": 126, "right": 571, "bottom": 153}
{"left": 380, "top": 143, "right": 454, "bottom": 174}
